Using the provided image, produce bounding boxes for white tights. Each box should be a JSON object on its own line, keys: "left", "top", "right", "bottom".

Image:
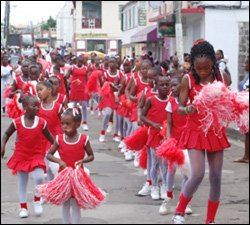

{"left": 62, "top": 198, "right": 81, "bottom": 224}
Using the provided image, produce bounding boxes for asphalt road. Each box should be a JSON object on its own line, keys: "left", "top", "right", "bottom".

{"left": 1, "top": 110, "right": 249, "bottom": 224}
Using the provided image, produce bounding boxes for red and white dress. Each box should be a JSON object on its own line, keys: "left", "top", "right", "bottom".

{"left": 54, "top": 93, "right": 66, "bottom": 106}
{"left": 47, "top": 66, "right": 66, "bottom": 94}
{"left": 146, "top": 96, "right": 169, "bottom": 148}
{"left": 57, "top": 133, "right": 89, "bottom": 172}
{"left": 130, "top": 75, "right": 151, "bottom": 122}
{"left": 69, "top": 65, "right": 89, "bottom": 101}
{"left": 7, "top": 116, "right": 47, "bottom": 172}
{"left": 98, "top": 70, "right": 122, "bottom": 110}
{"left": 38, "top": 101, "right": 62, "bottom": 154}
{"left": 178, "top": 73, "right": 231, "bottom": 152}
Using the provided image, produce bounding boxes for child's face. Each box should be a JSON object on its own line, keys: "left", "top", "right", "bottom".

{"left": 2, "top": 57, "right": 8, "bottom": 66}
{"left": 140, "top": 63, "right": 151, "bottom": 78}
{"left": 61, "top": 115, "right": 80, "bottom": 137}
{"left": 50, "top": 77, "right": 61, "bottom": 94}
{"left": 134, "top": 58, "right": 141, "bottom": 69}
{"left": 29, "top": 68, "right": 39, "bottom": 81}
{"left": 109, "top": 58, "right": 117, "bottom": 69}
{"left": 95, "top": 57, "right": 100, "bottom": 65}
{"left": 156, "top": 77, "right": 170, "bottom": 96}
{"left": 36, "top": 84, "right": 52, "bottom": 101}
{"left": 123, "top": 62, "right": 131, "bottom": 74}
{"left": 147, "top": 70, "right": 157, "bottom": 88}
{"left": 194, "top": 57, "right": 214, "bottom": 79}
{"left": 24, "top": 97, "right": 40, "bottom": 116}
{"left": 104, "top": 58, "right": 109, "bottom": 65}
{"left": 50, "top": 52, "right": 56, "bottom": 60}
{"left": 170, "top": 78, "right": 181, "bottom": 97}
{"left": 77, "top": 59, "right": 84, "bottom": 67}
{"left": 21, "top": 62, "right": 30, "bottom": 75}
{"left": 57, "top": 59, "right": 65, "bottom": 67}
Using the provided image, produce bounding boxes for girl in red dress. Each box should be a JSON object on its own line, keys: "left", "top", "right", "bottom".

{"left": 172, "top": 41, "right": 230, "bottom": 224}
{"left": 141, "top": 75, "right": 171, "bottom": 201}
{"left": 46, "top": 107, "right": 96, "bottom": 224}
{"left": 1, "top": 95, "right": 54, "bottom": 218}
{"left": 98, "top": 57, "right": 122, "bottom": 142}
{"left": 36, "top": 81, "right": 63, "bottom": 181}
{"left": 65, "top": 56, "right": 90, "bottom": 131}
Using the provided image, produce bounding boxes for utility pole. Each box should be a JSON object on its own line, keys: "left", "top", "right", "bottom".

{"left": 174, "top": 1, "right": 184, "bottom": 64}
{"left": 4, "top": 1, "right": 10, "bottom": 48}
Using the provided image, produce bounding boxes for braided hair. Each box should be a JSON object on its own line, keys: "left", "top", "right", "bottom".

{"left": 62, "top": 107, "right": 82, "bottom": 123}
{"left": 190, "top": 41, "right": 222, "bottom": 84}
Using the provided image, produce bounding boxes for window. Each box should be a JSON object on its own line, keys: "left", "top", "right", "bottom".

{"left": 87, "top": 40, "right": 106, "bottom": 53}
{"left": 128, "top": 9, "right": 131, "bottom": 29}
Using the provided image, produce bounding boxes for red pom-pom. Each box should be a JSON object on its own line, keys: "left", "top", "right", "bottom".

{"left": 37, "top": 58, "right": 50, "bottom": 75}
{"left": 160, "top": 120, "right": 168, "bottom": 138}
{"left": 124, "top": 127, "right": 148, "bottom": 151}
{"left": 36, "top": 167, "right": 73, "bottom": 205}
{"left": 71, "top": 168, "right": 106, "bottom": 209}
{"left": 119, "top": 94, "right": 134, "bottom": 109}
{"left": 87, "top": 71, "right": 100, "bottom": 93}
{"left": 138, "top": 146, "right": 147, "bottom": 169}
{"left": 12, "top": 170, "right": 17, "bottom": 176}
{"left": 156, "top": 138, "right": 185, "bottom": 174}
{"left": 4, "top": 87, "right": 12, "bottom": 98}
{"left": 23, "top": 82, "right": 37, "bottom": 96}
{"left": 6, "top": 94, "right": 22, "bottom": 118}
{"left": 99, "top": 82, "right": 111, "bottom": 98}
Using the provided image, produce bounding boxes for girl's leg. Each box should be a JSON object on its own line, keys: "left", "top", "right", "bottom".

{"left": 114, "top": 113, "right": 120, "bottom": 138}
{"left": 62, "top": 198, "right": 71, "bottom": 224}
{"left": 100, "top": 107, "right": 113, "bottom": 138}
{"left": 206, "top": 150, "right": 224, "bottom": 223}
{"left": 146, "top": 147, "right": 152, "bottom": 182}
{"left": 71, "top": 198, "right": 81, "bottom": 224}
{"left": 150, "top": 148, "right": 161, "bottom": 186}
{"left": 31, "top": 167, "right": 45, "bottom": 199}
{"left": 45, "top": 157, "right": 54, "bottom": 182}
{"left": 181, "top": 174, "right": 189, "bottom": 192}
{"left": 17, "top": 171, "right": 29, "bottom": 207}
{"left": 80, "top": 100, "right": 88, "bottom": 124}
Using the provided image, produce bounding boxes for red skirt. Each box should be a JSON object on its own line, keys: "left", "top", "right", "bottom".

{"left": 178, "top": 118, "right": 231, "bottom": 152}
{"left": 70, "top": 90, "right": 90, "bottom": 101}
{"left": 116, "top": 105, "right": 131, "bottom": 118}
{"left": 130, "top": 104, "right": 138, "bottom": 122}
{"left": 98, "top": 92, "right": 117, "bottom": 110}
{"left": 7, "top": 155, "right": 46, "bottom": 172}
{"left": 146, "top": 127, "right": 163, "bottom": 149}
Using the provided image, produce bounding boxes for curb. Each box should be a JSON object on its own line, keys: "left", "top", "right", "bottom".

{"left": 226, "top": 127, "right": 245, "bottom": 142}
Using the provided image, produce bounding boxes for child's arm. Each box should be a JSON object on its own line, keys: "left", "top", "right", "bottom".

{"left": 46, "top": 140, "right": 67, "bottom": 169}
{"left": 129, "top": 81, "right": 138, "bottom": 102}
{"left": 167, "top": 112, "right": 172, "bottom": 139}
{"left": 1, "top": 122, "right": 16, "bottom": 158}
{"left": 125, "top": 76, "right": 134, "bottom": 101}
{"left": 42, "top": 124, "right": 55, "bottom": 144}
{"left": 75, "top": 140, "right": 94, "bottom": 167}
{"left": 137, "top": 90, "right": 146, "bottom": 126}
{"left": 63, "top": 95, "right": 68, "bottom": 110}
{"left": 141, "top": 98, "right": 161, "bottom": 130}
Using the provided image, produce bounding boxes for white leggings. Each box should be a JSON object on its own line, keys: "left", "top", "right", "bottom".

{"left": 17, "top": 167, "right": 44, "bottom": 203}
{"left": 62, "top": 198, "right": 81, "bottom": 224}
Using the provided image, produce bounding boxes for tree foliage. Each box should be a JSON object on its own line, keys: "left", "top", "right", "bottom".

{"left": 42, "top": 16, "right": 56, "bottom": 30}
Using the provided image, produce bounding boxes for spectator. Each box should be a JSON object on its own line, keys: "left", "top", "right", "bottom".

{"left": 216, "top": 49, "right": 231, "bottom": 84}
{"left": 167, "top": 56, "right": 185, "bottom": 77}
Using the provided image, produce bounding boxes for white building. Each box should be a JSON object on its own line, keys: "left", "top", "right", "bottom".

{"left": 72, "top": 1, "right": 128, "bottom": 56}
{"left": 56, "top": 1, "right": 74, "bottom": 47}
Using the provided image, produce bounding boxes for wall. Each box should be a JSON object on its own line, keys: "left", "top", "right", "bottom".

{"left": 205, "top": 8, "right": 249, "bottom": 90}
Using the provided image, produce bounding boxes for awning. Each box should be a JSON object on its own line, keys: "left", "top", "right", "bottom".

{"left": 131, "top": 25, "right": 164, "bottom": 43}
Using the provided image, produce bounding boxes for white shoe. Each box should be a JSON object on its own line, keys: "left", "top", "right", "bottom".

{"left": 40, "top": 197, "right": 45, "bottom": 205}
{"left": 137, "top": 182, "right": 152, "bottom": 196}
{"left": 118, "top": 141, "right": 125, "bottom": 149}
{"left": 159, "top": 197, "right": 174, "bottom": 215}
{"left": 98, "top": 111, "right": 102, "bottom": 118}
{"left": 151, "top": 186, "right": 160, "bottom": 200}
{"left": 133, "top": 152, "right": 140, "bottom": 168}
{"left": 185, "top": 205, "right": 193, "bottom": 215}
{"left": 82, "top": 124, "right": 89, "bottom": 131}
{"left": 90, "top": 111, "right": 94, "bottom": 116}
{"left": 121, "top": 146, "right": 126, "bottom": 153}
{"left": 106, "top": 123, "right": 113, "bottom": 133}
{"left": 19, "top": 208, "right": 29, "bottom": 218}
{"left": 125, "top": 150, "right": 134, "bottom": 161}
{"left": 113, "top": 136, "right": 120, "bottom": 143}
{"left": 99, "top": 135, "right": 106, "bottom": 142}
{"left": 144, "top": 170, "right": 147, "bottom": 176}
{"left": 172, "top": 213, "right": 185, "bottom": 224}
{"left": 33, "top": 201, "right": 43, "bottom": 216}
{"left": 160, "top": 184, "right": 168, "bottom": 200}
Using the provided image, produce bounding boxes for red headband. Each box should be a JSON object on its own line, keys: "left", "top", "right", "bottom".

{"left": 193, "top": 39, "right": 207, "bottom": 46}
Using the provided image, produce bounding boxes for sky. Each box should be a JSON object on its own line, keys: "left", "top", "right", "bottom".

{"left": 1, "top": 1, "right": 66, "bottom": 26}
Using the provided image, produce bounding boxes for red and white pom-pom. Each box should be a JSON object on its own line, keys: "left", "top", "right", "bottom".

{"left": 124, "top": 126, "right": 148, "bottom": 151}
{"left": 99, "top": 81, "right": 111, "bottom": 98}
{"left": 71, "top": 168, "right": 106, "bottom": 210}
{"left": 4, "top": 87, "right": 12, "bottom": 98}
{"left": 12, "top": 170, "right": 17, "bottom": 176}
{"left": 231, "top": 91, "right": 249, "bottom": 133}
{"left": 119, "top": 94, "right": 134, "bottom": 109}
{"left": 23, "top": 82, "right": 37, "bottom": 96}
{"left": 87, "top": 71, "right": 100, "bottom": 93}
{"left": 138, "top": 146, "right": 147, "bottom": 170}
{"left": 193, "top": 81, "right": 235, "bottom": 137}
{"left": 156, "top": 138, "right": 185, "bottom": 174}
{"left": 6, "top": 94, "right": 23, "bottom": 118}
{"left": 37, "top": 57, "right": 50, "bottom": 75}
{"left": 36, "top": 167, "right": 73, "bottom": 205}
{"left": 159, "top": 120, "right": 168, "bottom": 138}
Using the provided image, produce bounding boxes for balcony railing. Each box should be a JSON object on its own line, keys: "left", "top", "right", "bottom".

{"left": 82, "top": 18, "right": 102, "bottom": 29}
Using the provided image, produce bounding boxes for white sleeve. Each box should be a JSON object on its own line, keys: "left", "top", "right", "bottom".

{"left": 56, "top": 135, "right": 59, "bottom": 145}
{"left": 13, "top": 120, "right": 17, "bottom": 129}
{"left": 165, "top": 101, "right": 173, "bottom": 113}
{"left": 43, "top": 120, "right": 47, "bottom": 130}
{"left": 84, "top": 136, "right": 89, "bottom": 147}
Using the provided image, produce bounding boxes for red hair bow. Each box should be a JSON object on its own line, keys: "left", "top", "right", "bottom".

{"left": 193, "top": 39, "right": 207, "bottom": 46}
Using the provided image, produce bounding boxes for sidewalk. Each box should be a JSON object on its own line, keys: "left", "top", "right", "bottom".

{"left": 226, "top": 121, "right": 245, "bottom": 142}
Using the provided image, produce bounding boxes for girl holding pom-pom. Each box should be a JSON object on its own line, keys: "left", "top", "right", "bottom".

{"left": 45, "top": 107, "right": 102, "bottom": 224}
{"left": 1, "top": 94, "right": 55, "bottom": 218}
{"left": 171, "top": 41, "right": 230, "bottom": 224}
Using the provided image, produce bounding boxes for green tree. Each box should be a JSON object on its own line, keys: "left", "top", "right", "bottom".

{"left": 42, "top": 16, "right": 56, "bottom": 30}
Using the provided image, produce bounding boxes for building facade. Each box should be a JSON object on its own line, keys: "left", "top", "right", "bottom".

{"left": 72, "top": 1, "right": 128, "bottom": 56}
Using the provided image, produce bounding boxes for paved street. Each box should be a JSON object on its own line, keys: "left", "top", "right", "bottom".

{"left": 1, "top": 110, "right": 249, "bottom": 224}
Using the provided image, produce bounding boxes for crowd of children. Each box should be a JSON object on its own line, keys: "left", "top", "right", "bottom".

{"left": 1, "top": 40, "right": 247, "bottom": 224}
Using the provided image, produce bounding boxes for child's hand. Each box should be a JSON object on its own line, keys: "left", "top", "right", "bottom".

{"left": 1, "top": 148, "right": 5, "bottom": 159}
{"left": 59, "top": 160, "right": 67, "bottom": 169}
{"left": 187, "top": 104, "right": 197, "bottom": 114}
{"left": 115, "top": 96, "right": 120, "bottom": 105}
{"left": 75, "top": 160, "right": 83, "bottom": 168}
{"left": 152, "top": 123, "right": 162, "bottom": 130}
{"left": 137, "top": 120, "right": 144, "bottom": 127}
